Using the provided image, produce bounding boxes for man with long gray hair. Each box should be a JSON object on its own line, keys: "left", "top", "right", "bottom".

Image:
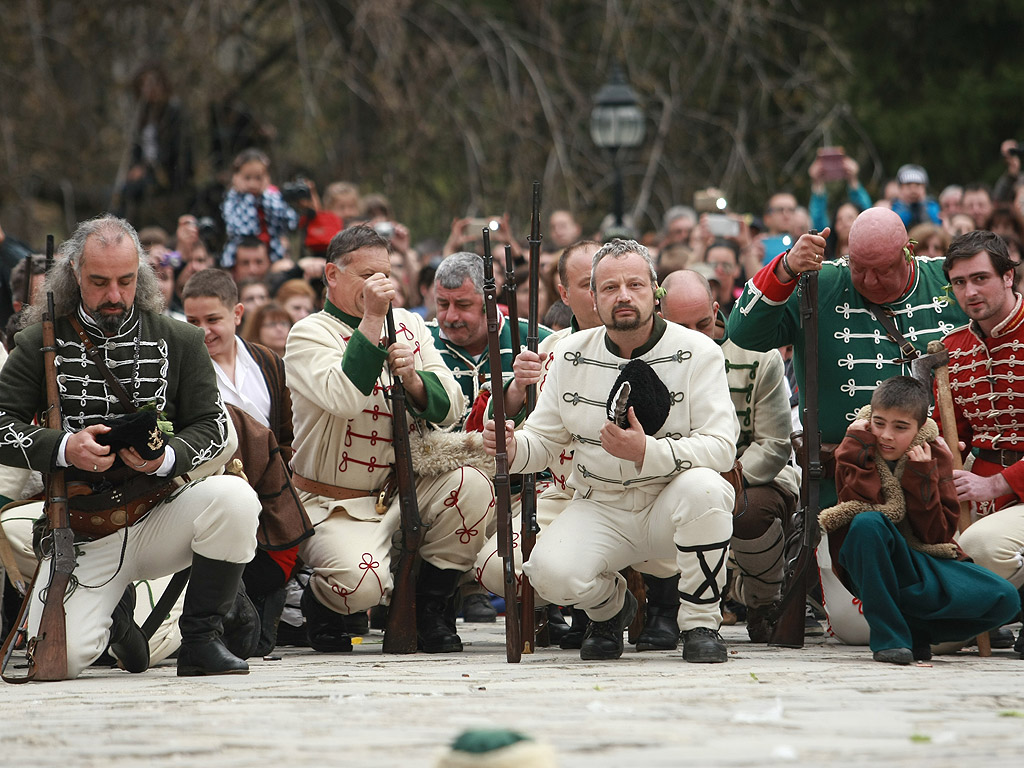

{"left": 0, "top": 214, "right": 260, "bottom": 678}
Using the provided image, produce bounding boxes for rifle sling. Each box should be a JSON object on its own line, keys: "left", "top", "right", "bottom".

{"left": 68, "top": 314, "right": 138, "bottom": 412}
{"left": 864, "top": 302, "right": 921, "bottom": 363}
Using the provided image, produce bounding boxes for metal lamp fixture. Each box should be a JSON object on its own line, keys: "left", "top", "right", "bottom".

{"left": 590, "top": 63, "right": 645, "bottom": 151}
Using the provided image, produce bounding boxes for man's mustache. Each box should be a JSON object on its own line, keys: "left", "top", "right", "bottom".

{"left": 443, "top": 321, "right": 468, "bottom": 330}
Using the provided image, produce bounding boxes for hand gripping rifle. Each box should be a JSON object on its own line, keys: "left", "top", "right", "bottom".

{"left": 769, "top": 264, "right": 822, "bottom": 649}
{"left": 31, "top": 235, "right": 77, "bottom": 680}
{"left": 484, "top": 229, "right": 522, "bottom": 663}
{"left": 382, "top": 307, "right": 424, "bottom": 654}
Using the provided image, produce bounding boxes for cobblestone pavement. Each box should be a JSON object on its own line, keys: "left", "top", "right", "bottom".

{"left": 3, "top": 619, "right": 1024, "bottom": 767}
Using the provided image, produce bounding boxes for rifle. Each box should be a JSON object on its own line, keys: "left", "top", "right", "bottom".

{"left": 520, "top": 181, "right": 544, "bottom": 652}
{"left": 483, "top": 229, "right": 521, "bottom": 663}
{"left": 769, "top": 265, "right": 822, "bottom": 649}
{"left": 382, "top": 307, "right": 425, "bottom": 654}
{"left": 32, "top": 235, "right": 77, "bottom": 680}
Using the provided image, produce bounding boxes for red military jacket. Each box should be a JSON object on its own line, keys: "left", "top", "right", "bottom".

{"left": 941, "top": 293, "right": 1024, "bottom": 514}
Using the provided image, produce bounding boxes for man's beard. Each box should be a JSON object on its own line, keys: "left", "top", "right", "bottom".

{"left": 89, "top": 302, "right": 129, "bottom": 334}
{"left": 604, "top": 302, "right": 650, "bottom": 331}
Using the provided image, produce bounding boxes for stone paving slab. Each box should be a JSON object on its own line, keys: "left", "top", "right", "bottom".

{"left": 3, "top": 620, "right": 1024, "bottom": 767}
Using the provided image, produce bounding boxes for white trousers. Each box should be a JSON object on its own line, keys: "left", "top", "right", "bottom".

{"left": 1, "top": 475, "right": 259, "bottom": 677}
{"left": 299, "top": 466, "right": 494, "bottom": 615}
{"left": 958, "top": 502, "right": 1024, "bottom": 588}
{"left": 523, "top": 468, "right": 734, "bottom": 630}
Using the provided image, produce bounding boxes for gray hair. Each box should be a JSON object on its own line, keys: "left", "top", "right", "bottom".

{"left": 663, "top": 205, "right": 697, "bottom": 231}
{"left": 23, "top": 214, "right": 165, "bottom": 325}
{"left": 435, "top": 251, "right": 484, "bottom": 294}
{"left": 590, "top": 239, "right": 658, "bottom": 292}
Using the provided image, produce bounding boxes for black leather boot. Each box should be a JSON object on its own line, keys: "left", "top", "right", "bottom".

{"left": 416, "top": 561, "right": 463, "bottom": 653}
{"left": 250, "top": 584, "right": 287, "bottom": 657}
{"left": 559, "top": 607, "right": 591, "bottom": 650}
{"left": 635, "top": 574, "right": 681, "bottom": 651}
{"left": 541, "top": 605, "right": 570, "bottom": 646}
{"left": 177, "top": 555, "right": 250, "bottom": 676}
{"left": 300, "top": 582, "right": 354, "bottom": 653}
{"left": 109, "top": 583, "right": 149, "bottom": 673}
{"left": 222, "top": 580, "right": 261, "bottom": 660}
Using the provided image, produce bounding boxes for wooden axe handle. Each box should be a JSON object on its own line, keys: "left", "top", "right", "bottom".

{"left": 933, "top": 358, "right": 992, "bottom": 656}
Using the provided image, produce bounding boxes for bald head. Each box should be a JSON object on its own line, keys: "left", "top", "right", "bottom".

{"left": 846, "top": 207, "right": 913, "bottom": 304}
{"left": 660, "top": 270, "right": 719, "bottom": 338}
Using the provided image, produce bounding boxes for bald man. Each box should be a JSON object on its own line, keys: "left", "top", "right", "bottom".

{"left": 662, "top": 270, "right": 799, "bottom": 642}
{"left": 727, "top": 207, "right": 968, "bottom": 640}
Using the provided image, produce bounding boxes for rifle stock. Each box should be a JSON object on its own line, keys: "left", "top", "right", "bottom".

{"left": 769, "top": 268, "right": 821, "bottom": 649}
{"left": 31, "top": 282, "right": 76, "bottom": 681}
{"left": 484, "top": 230, "right": 521, "bottom": 663}
{"left": 382, "top": 308, "right": 425, "bottom": 654}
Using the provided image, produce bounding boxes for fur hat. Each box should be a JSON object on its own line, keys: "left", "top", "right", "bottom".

{"left": 606, "top": 358, "right": 671, "bottom": 436}
{"left": 95, "top": 410, "right": 167, "bottom": 460}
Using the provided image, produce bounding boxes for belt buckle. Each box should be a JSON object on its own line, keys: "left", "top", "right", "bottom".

{"left": 1001, "top": 449, "right": 1018, "bottom": 467}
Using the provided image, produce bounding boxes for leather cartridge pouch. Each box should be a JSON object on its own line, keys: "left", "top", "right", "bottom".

{"left": 66, "top": 472, "right": 178, "bottom": 541}
{"left": 720, "top": 460, "right": 745, "bottom": 516}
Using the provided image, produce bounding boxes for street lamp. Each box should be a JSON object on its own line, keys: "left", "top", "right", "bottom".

{"left": 590, "top": 63, "right": 645, "bottom": 230}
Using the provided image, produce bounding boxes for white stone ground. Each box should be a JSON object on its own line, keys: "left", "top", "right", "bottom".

{"left": 3, "top": 619, "right": 1024, "bottom": 767}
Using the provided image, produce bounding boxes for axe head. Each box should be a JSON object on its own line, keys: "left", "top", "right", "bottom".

{"left": 910, "top": 339, "right": 949, "bottom": 385}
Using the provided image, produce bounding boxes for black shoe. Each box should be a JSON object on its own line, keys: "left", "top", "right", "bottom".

{"left": 300, "top": 583, "right": 353, "bottom": 653}
{"left": 635, "top": 574, "right": 680, "bottom": 651}
{"left": 416, "top": 562, "right": 464, "bottom": 653}
{"left": 560, "top": 608, "right": 591, "bottom": 650}
{"left": 873, "top": 647, "right": 913, "bottom": 665}
{"left": 1015, "top": 628, "right": 1024, "bottom": 658}
{"left": 545, "top": 605, "right": 570, "bottom": 645}
{"left": 461, "top": 592, "right": 497, "bottom": 623}
{"left": 177, "top": 555, "right": 249, "bottom": 676}
{"left": 109, "top": 584, "right": 150, "bottom": 673}
{"left": 343, "top": 610, "right": 370, "bottom": 635}
{"left": 804, "top": 602, "right": 825, "bottom": 637}
{"left": 912, "top": 644, "right": 932, "bottom": 661}
{"left": 580, "top": 591, "right": 638, "bottom": 661}
{"left": 635, "top": 607, "right": 679, "bottom": 651}
{"left": 369, "top": 604, "right": 389, "bottom": 631}
{"left": 745, "top": 602, "right": 778, "bottom": 644}
{"left": 681, "top": 627, "right": 728, "bottom": 663}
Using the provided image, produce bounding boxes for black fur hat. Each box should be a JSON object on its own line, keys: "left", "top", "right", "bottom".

{"left": 606, "top": 358, "right": 671, "bottom": 436}
{"left": 95, "top": 410, "right": 167, "bottom": 460}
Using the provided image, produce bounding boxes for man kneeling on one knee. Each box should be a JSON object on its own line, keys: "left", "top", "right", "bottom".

{"left": 483, "top": 239, "right": 740, "bottom": 662}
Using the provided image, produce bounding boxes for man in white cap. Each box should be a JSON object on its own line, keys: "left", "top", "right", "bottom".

{"left": 891, "top": 164, "right": 941, "bottom": 227}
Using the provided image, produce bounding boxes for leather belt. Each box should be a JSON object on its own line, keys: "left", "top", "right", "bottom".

{"left": 68, "top": 481, "right": 177, "bottom": 541}
{"left": 293, "top": 473, "right": 377, "bottom": 501}
{"left": 977, "top": 448, "right": 1024, "bottom": 468}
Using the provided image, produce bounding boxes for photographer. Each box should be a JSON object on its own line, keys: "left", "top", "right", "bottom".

{"left": 994, "top": 139, "right": 1024, "bottom": 205}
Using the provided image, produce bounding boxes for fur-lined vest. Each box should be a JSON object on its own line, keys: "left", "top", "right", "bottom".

{"left": 821, "top": 405, "right": 963, "bottom": 590}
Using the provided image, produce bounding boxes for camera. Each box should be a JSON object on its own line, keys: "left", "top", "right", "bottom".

{"left": 1009, "top": 145, "right": 1024, "bottom": 158}
{"left": 196, "top": 216, "right": 218, "bottom": 239}
{"left": 706, "top": 214, "right": 740, "bottom": 238}
{"left": 280, "top": 178, "right": 312, "bottom": 205}
{"left": 373, "top": 221, "right": 395, "bottom": 240}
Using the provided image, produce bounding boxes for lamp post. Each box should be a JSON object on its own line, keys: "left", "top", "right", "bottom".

{"left": 590, "top": 63, "right": 645, "bottom": 230}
